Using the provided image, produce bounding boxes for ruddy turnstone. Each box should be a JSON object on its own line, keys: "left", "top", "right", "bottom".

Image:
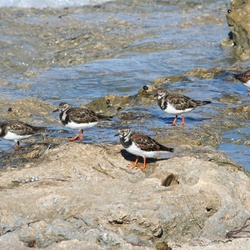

{"left": 115, "top": 128, "right": 174, "bottom": 170}
{"left": 0, "top": 120, "right": 45, "bottom": 147}
{"left": 234, "top": 69, "right": 250, "bottom": 95}
{"left": 54, "top": 102, "right": 112, "bottom": 141}
{"left": 155, "top": 89, "right": 211, "bottom": 126}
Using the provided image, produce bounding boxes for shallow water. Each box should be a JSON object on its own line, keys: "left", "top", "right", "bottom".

{"left": 0, "top": 0, "right": 111, "bottom": 8}
{"left": 0, "top": 0, "right": 250, "bottom": 170}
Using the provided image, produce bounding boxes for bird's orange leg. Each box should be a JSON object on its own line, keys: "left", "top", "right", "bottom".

{"left": 181, "top": 114, "right": 185, "bottom": 126}
{"left": 68, "top": 129, "right": 84, "bottom": 141}
{"left": 139, "top": 157, "right": 147, "bottom": 170}
{"left": 171, "top": 115, "right": 178, "bottom": 126}
{"left": 128, "top": 156, "right": 139, "bottom": 168}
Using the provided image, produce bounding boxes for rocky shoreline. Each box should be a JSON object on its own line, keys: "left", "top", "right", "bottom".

{"left": 0, "top": 0, "right": 250, "bottom": 249}
{"left": 1, "top": 67, "right": 250, "bottom": 249}
{"left": 0, "top": 142, "right": 249, "bottom": 249}
{"left": 1, "top": 63, "right": 250, "bottom": 249}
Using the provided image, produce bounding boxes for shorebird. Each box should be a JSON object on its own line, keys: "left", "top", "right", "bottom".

{"left": 234, "top": 69, "right": 250, "bottom": 95}
{"left": 0, "top": 120, "right": 45, "bottom": 147}
{"left": 155, "top": 89, "right": 211, "bottom": 126}
{"left": 54, "top": 102, "right": 112, "bottom": 141}
{"left": 116, "top": 128, "right": 174, "bottom": 170}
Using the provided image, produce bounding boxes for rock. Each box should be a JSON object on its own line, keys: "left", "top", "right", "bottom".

{"left": 225, "top": 1, "right": 250, "bottom": 60}
{"left": 0, "top": 143, "right": 249, "bottom": 249}
{"left": 151, "top": 76, "right": 187, "bottom": 86}
{"left": 0, "top": 97, "right": 55, "bottom": 123}
{"left": 184, "top": 68, "right": 223, "bottom": 79}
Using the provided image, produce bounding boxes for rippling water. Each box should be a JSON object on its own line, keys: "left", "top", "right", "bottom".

{"left": 0, "top": 0, "right": 250, "bottom": 170}
{"left": 0, "top": 0, "right": 111, "bottom": 8}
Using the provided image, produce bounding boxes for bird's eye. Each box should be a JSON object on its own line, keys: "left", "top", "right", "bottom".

{"left": 106, "top": 99, "right": 111, "bottom": 105}
{"left": 8, "top": 107, "right": 12, "bottom": 112}
{"left": 143, "top": 85, "right": 148, "bottom": 90}
{"left": 227, "top": 9, "right": 231, "bottom": 13}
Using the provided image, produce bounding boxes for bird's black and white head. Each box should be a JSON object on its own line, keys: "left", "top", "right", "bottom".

{"left": 116, "top": 128, "right": 132, "bottom": 142}
{"left": 155, "top": 89, "right": 168, "bottom": 100}
{"left": 0, "top": 123, "right": 9, "bottom": 137}
{"left": 54, "top": 102, "right": 71, "bottom": 113}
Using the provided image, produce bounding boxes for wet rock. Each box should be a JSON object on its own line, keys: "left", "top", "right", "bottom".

{"left": 85, "top": 90, "right": 156, "bottom": 117}
{"left": 230, "top": 105, "right": 250, "bottom": 120}
{"left": 84, "top": 94, "right": 133, "bottom": 115}
{"left": 151, "top": 76, "right": 187, "bottom": 87}
{"left": 0, "top": 3, "right": 162, "bottom": 71}
{"left": 0, "top": 97, "right": 55, "bottom": 123}
{"left": 225, "top": 1, "right": 250, "bottom": 60}
{"left": 117, "top": 111, "right": 153, "bottom": 125}
{"left": 150, "top": 68, "right": 225, "bottom": 90}
{"left": 184, "top": 68, "right": 223, "bottom": 79}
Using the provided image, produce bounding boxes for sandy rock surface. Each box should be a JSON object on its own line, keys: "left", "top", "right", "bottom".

{"left": 0, "top": 142, "right": 249, "bottom": 249}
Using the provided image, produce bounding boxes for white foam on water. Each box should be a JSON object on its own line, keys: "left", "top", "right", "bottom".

{"left": 0, "top": 0, "right": 112, "bottom": 8}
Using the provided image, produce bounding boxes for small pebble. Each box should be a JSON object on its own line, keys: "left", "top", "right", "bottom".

{"left": 54, "top": 197, "right": 59, "bottom": 204}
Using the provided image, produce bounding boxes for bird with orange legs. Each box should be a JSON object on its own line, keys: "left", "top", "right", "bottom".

{"left": 155, "top": 89, "right": 211, "bottom": 126}
{"left": 54, "top": 102, "right": 112, "bottom": 141}
{"left": 116, "top": 128, "right": 174, "bottom": 170}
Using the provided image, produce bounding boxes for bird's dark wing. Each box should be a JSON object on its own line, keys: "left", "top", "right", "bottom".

{"left": 8, "top": 121, "right": 41, "bottom": 135}
{"left": 131, "top": 132, "right": 173, "bottom": 152}
{"left": 68, "top": 108, "right": 99, "bottom": 123}
{"left": 234, "top": 69, "right": 250, "bottom": 83}
{"left": 167, "top": 93, "right": 198, "bottom": 110}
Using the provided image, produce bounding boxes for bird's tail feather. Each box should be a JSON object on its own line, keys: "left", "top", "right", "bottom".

{"left": 96, "top": 114, "right": 113, "bottom": 120}
{"left": 161, "top": 145, "right": 174, "bottom": 153}
{"left": 195, "top": 100, "right": 211, "bottom": 106}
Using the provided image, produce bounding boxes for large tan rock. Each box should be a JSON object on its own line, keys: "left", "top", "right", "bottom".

{"left": 0, "top": 143, "right": 249, "bottom": 249}
{"left": 225, "top": 1, "right": 250, "bottom": 59}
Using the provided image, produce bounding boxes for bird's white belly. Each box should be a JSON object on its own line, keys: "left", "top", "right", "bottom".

{"left": 243, "top": 80, "right": 250, "bottom": 89}
{"left": 4, "top": 131, "right": 31, "bottom": 141}
{"left": 165, "top": 102, "right": 193, "bottom": 115}
{"left": 66, "top": 121, "right": 98, "bottom": 130}
{"left": 126, "top": 143, "right": 157, "bottom": 158}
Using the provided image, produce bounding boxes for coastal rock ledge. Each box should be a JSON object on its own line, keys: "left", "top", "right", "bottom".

{"left": 0, "top": 143, "right": 249, "bottom": 250}
{"left": 225, "top": 0, "right": 250, "bottom": 60}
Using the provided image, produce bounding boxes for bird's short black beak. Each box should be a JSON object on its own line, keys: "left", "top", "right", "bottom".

{"left": 53, "top": 108, "right": 59, "bottom": 113}
{"left": 115, "top": 133, "right": 119, "bottom": 137}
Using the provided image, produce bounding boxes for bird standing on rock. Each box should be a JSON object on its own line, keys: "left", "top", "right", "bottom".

{"left": 54, "top": 102, "right": 112, "bottom": 141}
{"left": 155, "top": 89, "right": 211, "bottom": 126}
{"left": 0, "top": 120, "right": 45, "bottom": 148}
{"left": 116, "top": 128, "right": 174, "bottom": 170}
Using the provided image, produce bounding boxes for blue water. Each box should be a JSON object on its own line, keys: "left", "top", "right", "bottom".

{"left": 0, "top": 0, "right": 111, "bottom": 8}
{"left": 219, "top": 127, "right": 250, "bottom": 169}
